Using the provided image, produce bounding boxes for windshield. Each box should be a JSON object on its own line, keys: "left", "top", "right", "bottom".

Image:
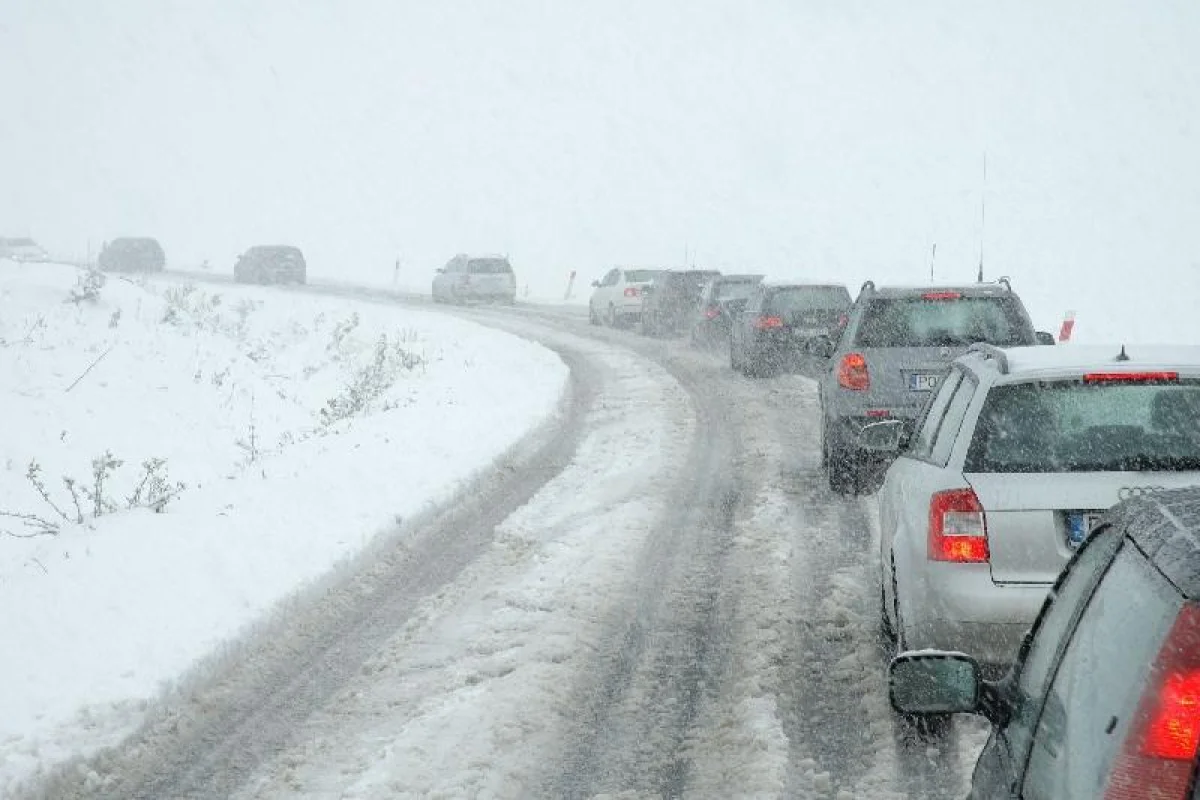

{"left": 714, "top": 280, "right": 761, "bottom": 301}
{"left": 467, "top": 258, "right": 512, "bottom": 274}
{"left": 965, "top": 380, "right": 1200, "bottom": 472}
{"left": 854, "top": 296, "right": 1034, "bottom": 347}
{"left": 624, "top": 269, "right": 661, "bottom": 283}
{"left": 766, "top": 286, "right": 851, "bottom": 313}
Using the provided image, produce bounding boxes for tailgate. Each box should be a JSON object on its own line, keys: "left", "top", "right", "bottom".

{"left": 966, "top": 472, "right": 1200, "bottom": 583}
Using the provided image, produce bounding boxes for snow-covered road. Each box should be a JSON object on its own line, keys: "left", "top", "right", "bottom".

{"left": 15, "top": 275, "right": 988, "bottom": 799}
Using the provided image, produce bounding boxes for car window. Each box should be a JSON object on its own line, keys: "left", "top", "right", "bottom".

{"left": 747, "top": 288, "right": 764, "bottom": 313}
{"left": 714, "top": 281, "right": 760, "bottom": 302}
{"left": 1023, "top": 544, "right": 1180, "bottom": 799}
{"left": 623, "top": 269, "right": 658, "bottom": 283}
{"left": 467, "top": 258, "right": 512, "bottom": 274}
{"left": 929, "top": 373, "right": 977, "bottom": 464}
{"left": 964, "top": 380, "right": 1200, "bottom": 473}
{"left": 763, "top": 286, "right": 850, "bottom": 312}
{"left": 853, "top": 296, "right": 1034, "bottom": 348}
{"left": 906, "top": 368, "right": 963, "bottom": 460}
{"left": 1000, "top": 527, "right": 1124, "bottom": 772}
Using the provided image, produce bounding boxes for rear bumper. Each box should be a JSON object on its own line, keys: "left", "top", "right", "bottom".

{"left": 908, "top": 564, "right": 1051, "bottom": 665}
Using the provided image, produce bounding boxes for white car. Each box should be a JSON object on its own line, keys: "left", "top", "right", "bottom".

{"left": 432, "top": 254, "right": 516, "bottom": 304}
{"left": 867, "top": 343, "right": 1200, "bottom": 667}
{"left": 588, "top": 267, "right": 663, "bottom": 327}
{"left": 0, "top": 237, "right": 49, "bottom": 262}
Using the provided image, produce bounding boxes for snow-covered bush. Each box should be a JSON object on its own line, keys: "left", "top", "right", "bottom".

{"left": 66, "top": 268, "right": 107, "bottom": 305}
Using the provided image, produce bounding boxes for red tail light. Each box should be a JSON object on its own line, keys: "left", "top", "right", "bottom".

{"left": 704, "top": 306, "right": 721, "bottom": 320}
{"left": 1106, "top": 603, "right": 1200, "bottom": 799}
{"left": 754, "top": 315, "right": 784, "bottom": 330}
{"left": 922, "top": 291, "right": 962, "bottom": 300}
{"left": 1084, "top": 372, "right": 1178, "bottom": 384}
{"left": 623, "top": 287, "right": 640, "bottom": 298}
{"left": 837, "top": 353, "right": 870, "bottom": 390}
{"left": 928, "top": 488, "right": 989, "bottom": 563}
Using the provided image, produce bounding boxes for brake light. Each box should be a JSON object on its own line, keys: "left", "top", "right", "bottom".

{"left": 623, "top": 287, "right": 640, "bottom": 298}
{"left": 837, "top": 353, "right": 870, "bottom": 390}
{"left": 1105, "top": 604, "right": 1200, "bottom": 799}
{"left": 1084, "top": 372, "right": 1179, "bottom": 384}
{"left": 704, "top": 306, "right": 721, "bottom": 320}
{"left": 865, "top": 409, "right": 891, "bottom": 418}
{"left": 928, "top": 488, "right": 989, "bottom": 563}
{"left": 922, "top": 291, "right": 962, "bottom": 300}
{"left": 754, "top": 315, "right": 784, "bottom": 330}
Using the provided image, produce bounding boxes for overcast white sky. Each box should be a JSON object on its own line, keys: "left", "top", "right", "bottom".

{"left": 2, "top": 1, "right": 1198, "bottom": 338}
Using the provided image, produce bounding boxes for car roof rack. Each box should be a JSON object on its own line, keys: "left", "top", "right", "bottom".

{"left": 968, "top": 342, "right": 1010, "bottom": 374}
{"left": 995, "top": 276, "right": 1011, "bottom": 291}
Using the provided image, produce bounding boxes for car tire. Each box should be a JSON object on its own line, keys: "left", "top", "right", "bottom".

{"left": 607, "top": 304, "right": 619, "bottom": 328}
{"left": 824, "top": 428, "right": 858, "bottom": 495}
{"left": 588, "top": 304, "right": 600, "bottom": 325}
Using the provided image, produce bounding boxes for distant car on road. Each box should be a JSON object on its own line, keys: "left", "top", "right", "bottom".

{"left": 869, "top": 343, "right": 1200, "bottom": 674}
{"left": 890, "top": 485, "right": 1200, "bottom": 797}
{"left": 97, "top": 237, "right": 166, "bottom": 273}
{"left": 816, "top": 278, "right": 1054, "bottom": 494}
{"left": 588, "top": 267, "right": 663, "bottom": 327}
{"left": 0, "top": 237, "right": 49, "bottom": 262}
{"left": 638, "top": 269, "right": 720, "bottom": 337}
{"left": 689, "top": 273, "right": 764, "bottom": 347}
{"left": 432, "top": 254, "right": 517, "bottom": 304}
{"left": 729, "top": 281, "right": 851, "bottom": 376}
{"left": 234, "top": 245, "right": 307, "bottom": 285}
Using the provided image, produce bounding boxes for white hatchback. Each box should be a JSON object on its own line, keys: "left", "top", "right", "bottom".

{"left": 432, "top": 254, "right": 516, "bottom": 304}
{"left": 588, "top": 267, "right": 663, "bottom": 327}
{"left": 868, "top": 343, "right": 1200, "bottom": 666}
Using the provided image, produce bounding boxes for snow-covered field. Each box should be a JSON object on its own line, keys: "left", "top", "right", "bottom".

{"left": 0, "top": 260, "right": 568, "bottom": 793}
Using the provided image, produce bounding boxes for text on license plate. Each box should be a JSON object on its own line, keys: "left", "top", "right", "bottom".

{"left": 1066, "top": 512, "right": 1103, "bottom": 549}
{"left": 908, "top": 373, "right": 941, "bottom": 391}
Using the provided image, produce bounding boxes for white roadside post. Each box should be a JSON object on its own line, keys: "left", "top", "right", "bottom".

{"left": 1058, "top": 310, "right": 1077, "bottom": 343}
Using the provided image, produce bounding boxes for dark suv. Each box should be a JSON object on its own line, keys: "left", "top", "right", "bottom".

{"left": 234, "top": 245, "right": 307, "bottom": 285}
{"left": 98, "top": 237, "right": 166, "bottom": 272}
{"left": 639, "top": 269, "right": 721, "bottom": 337}
{"left": 815, "top": 279, "right": 1054, "bottom": 493}
{"left": 729, "top": 281, "right": 851, "bottom": 376}
{"left": 890, "top": 486, "right": 1200, "bottom": 799}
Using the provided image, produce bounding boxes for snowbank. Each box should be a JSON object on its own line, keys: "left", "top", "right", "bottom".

{"left": 0, "top": 259, "right": 568, "bottom": 792}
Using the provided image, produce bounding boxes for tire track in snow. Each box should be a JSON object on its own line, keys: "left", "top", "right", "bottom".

{"left": 16, "top": 339, "right": 600, "bottom": 800}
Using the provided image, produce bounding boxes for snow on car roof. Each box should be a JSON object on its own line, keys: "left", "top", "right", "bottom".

{"left": 967, "top": 344, "right": 1200, "bottom": 378}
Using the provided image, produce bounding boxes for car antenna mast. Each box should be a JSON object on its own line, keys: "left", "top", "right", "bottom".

{"left": 977, "top": 152, "right": 987, "bottom": 283}
{"left": 929, "top": 242, "right": 937, "bottom": 283}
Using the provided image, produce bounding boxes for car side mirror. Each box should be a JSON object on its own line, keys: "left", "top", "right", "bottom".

{"left": 808, "top": 335, "right": 835, "bottom": 360}
{"left": 591, "top": 280, "right": 600, "bottom": 288}
{"left": 889, "top": 651, "right": 982, "bottom": 716}
{"left": 1035, "top": 331, "right": 1057, "bottom": 346}
{"left": 857, "top": 419, "right": 905, "bottom": 452}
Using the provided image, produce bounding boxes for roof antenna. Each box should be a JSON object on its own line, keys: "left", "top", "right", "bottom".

{"left": 1116, "top": 345, "right": 1130, "bottom": 362}
{"left": 929, "top": 242, "right": 937, "bottom": 283}
{"left": 977, "top": 152, "right": 987, "bottom": 283}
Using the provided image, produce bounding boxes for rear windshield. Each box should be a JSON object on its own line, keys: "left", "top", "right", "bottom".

{"left": 468, "top": 258, "right": 512, "bottom": 274}
{"left": 964, "top": 379, "right": 1200, "bottom": 473}
{"left": 854, "top": 296, "right": 1033, "bottom": 347}
{"left": 714, "top": 280, "right": 761, "bottom": 301}
{"left": 766, "top": 286, "right": 850, "bottom": 313}
{"left": 623, "top": 269, "right": 661, "bottom": 283}
{"left": 110, "top": 238, "right": 162, "bottom": 255}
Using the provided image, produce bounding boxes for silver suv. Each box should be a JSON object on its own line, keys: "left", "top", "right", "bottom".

{"left": 815, "top": 279, "right": 1053, "bottom": 493}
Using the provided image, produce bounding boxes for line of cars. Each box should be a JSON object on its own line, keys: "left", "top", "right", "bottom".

{"left": 590, "top": 266, "right": 1200, "bottom": 792}
{"left": 809, "top": 278, "right": 1200, "bottom": 794}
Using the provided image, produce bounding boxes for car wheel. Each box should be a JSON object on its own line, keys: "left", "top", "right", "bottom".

{"left": 607, "top": 304, "right": 619, "bottom": 328}
{"left": 588, "top": 304, "right": 600, "bottom": 325}
{"left": 825, "top": 431, "right": 858, "bottom": 495}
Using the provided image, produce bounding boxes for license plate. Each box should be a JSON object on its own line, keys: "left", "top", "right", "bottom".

{"left": 1066, "top": 512, "right": 1103, "bottom": 549}
{"left": 908, "top": 373, "right": 941, "bottom": 391}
